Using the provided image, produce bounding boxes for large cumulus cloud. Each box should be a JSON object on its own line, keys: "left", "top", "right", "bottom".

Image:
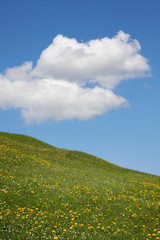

{"left": 0, "top": 31, "right": 150, "bottom": 124}
{"left": 34, "top": 31, "right": 149, "bottom": 89}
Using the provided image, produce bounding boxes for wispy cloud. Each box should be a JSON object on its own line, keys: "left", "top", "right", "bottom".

{"left": 144, "top": 82, "right": 152, "bottom": 89}
{"left": 0, "top": 31, "right": 150, "bottom": 124}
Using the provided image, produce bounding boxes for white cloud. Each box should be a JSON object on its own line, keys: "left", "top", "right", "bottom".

{"left": 0, "top": 31, "right": 150, "bottom": 124}
{"left": 5, "top": 61, "right": 33, "bottom": 82}
{"left": 0, "top": 76, "right": 128, "bottom": 124}
{"left": 33, "top": 30, "right": 150, "bottom": 89}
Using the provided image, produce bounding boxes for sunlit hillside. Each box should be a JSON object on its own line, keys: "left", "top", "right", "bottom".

{"left": 0, "top": 132, "right": 159, "bottom": 239}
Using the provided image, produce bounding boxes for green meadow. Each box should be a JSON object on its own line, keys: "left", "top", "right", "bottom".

{"left": 0, "top": 132, "right": 159, "bottom": 239}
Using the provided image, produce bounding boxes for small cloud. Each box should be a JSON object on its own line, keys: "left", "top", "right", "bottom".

{"left": 0, "top": 31, "right": 150, "bottom": 125}
{"left": 144, "top": 82, "right": 152, "bottom": 89}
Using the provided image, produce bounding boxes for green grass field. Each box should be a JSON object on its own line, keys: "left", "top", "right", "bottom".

{"left": 0, "top": 132, "right": 159, "bottom": 239}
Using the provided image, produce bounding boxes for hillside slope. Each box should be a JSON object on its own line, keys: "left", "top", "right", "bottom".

{"left": 0, "top": 132, "right": 159, "bottom": 239}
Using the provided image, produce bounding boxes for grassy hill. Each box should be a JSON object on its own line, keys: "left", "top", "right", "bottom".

{"left": 0, "top": 132, "right": 159, "bottom": 239}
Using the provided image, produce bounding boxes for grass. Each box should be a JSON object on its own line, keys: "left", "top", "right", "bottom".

{"left": 0, "top": 131, "right": 159, "bottom": 239}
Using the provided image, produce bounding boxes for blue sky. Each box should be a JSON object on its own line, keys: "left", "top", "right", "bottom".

{"left": 0, "top": 0, "right": 160, "bottom": 176}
